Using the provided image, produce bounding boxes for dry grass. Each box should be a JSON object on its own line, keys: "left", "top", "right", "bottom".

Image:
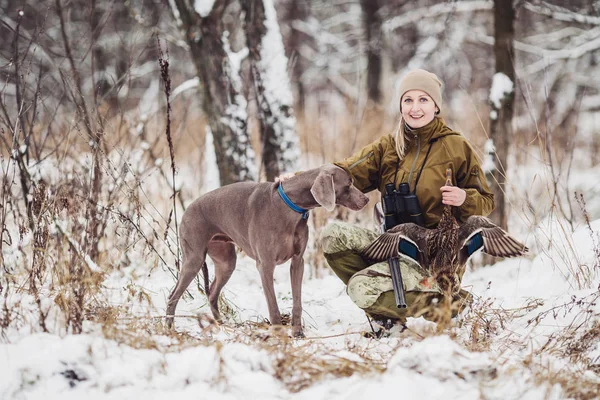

{"left": 216, "top": 318, "right": 387, "bottom": 393}
{"left": 84, "top": 304, "right": 217, "bottom": 350}
{"left": 81, "top": 304, "right": 388, "bottom": 393}
{"left": 523, "top": 292, "right": 600, "bottom": 399}
{"left": 1, "top": 6, "right": 598, "bottom": 397}
{"left": 80, "top": 294, "right": 598, "bottom": 396}
{"left": 2, "top": 89, "right": 600, "bottom": 397}
{"left": 526, "top": 360, "right": 600, "bottom": 400}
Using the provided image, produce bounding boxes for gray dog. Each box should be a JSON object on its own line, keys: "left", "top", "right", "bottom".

{"left": 166, "top": 164, "right": 369, "bottom": 337}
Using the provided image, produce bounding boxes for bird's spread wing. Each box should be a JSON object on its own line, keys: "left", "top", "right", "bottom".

{"left": 458, "top": 216, "right": 529, "bottom": 263}
{"left": 361, "top": 223, "right": 428, "bottom": 264}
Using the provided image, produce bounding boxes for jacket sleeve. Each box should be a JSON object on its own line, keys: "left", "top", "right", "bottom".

{"left": 454, "top": 141, "right": 495, "bottom": 222}
{"left": 333, "top": 135, "right": 390, "bottom": 193}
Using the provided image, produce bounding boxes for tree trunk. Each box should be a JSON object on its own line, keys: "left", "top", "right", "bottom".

{"left": 487, "top": 0, "right": 515, "bottom": 230}
{"left": 91, "top": 0, "right": 110, "bottom": 100}
{"left": 283, "top": 0, "right": 310, "bottom": 111}
{"left": 243, "top": 0, "right": 299, "bottom": 181}
{"left": 171, "top": 0, "right": 256, "bottom": 185}
{"left": 360, "top": 0, "right": 382, "bottom": 103}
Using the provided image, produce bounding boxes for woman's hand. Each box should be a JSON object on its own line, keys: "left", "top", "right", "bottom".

{"left": 440, "top": 185, "right": 466, "bottom": 206}
{"left": 275, "top": 172, "right": 295, "bottom": 183}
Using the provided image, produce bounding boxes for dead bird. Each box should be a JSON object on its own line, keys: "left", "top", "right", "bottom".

{"left": 361, "top": 169, "right": 529, "bottom": 293}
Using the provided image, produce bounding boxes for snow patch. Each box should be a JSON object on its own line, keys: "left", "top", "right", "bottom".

{"left": 221, "top": 32, "right": 256, "bottom": 181}
{"left": 171, "top": 77, "right": 200, "bottom": 100}
{"left": 203, "top": 125, "right": 220, "bottom": 192}
{"left": 258, "top": 0, "right": 300, "bottom": 172}
{"left": 388, "top": 335, "right": 494, "bottom": 382}
{"left": 194, "top": 0, "right": 215, "bottom": 17}
{"left": 167, "top": 0, "right": 181, "bottom": 26}
{"left": 489, "top": 73, "right": 514, "bottom": 109}
{"left": 482, "top": 139, "right": 496, "bottom": 174}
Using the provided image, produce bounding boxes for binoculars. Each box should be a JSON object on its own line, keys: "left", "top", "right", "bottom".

{"left": 382, "top": 183, "right": 425, "bottom": 230}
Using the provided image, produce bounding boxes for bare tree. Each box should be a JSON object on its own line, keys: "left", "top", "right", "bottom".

{"left": 360, "top": 0, "right": 383, "bottom": 103}
{"left": 487, "top": 0, "right": 516, "bottom": 230}
{"left": 242, "top": 0, "right": 299, "bottom": 181}
{"left": 170, "top": 0, "right": 256, "bottom": 185}
{"left": 280, "top": 0, "right": 311, "bottom": 111}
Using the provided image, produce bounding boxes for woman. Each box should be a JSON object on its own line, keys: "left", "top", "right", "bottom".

{"left": 283, "top": 69, "right": 494, "bottom": 334}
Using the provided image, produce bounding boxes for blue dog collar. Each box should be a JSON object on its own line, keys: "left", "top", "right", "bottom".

{"left": 277, "top": 184, "right": 310, "bottom": 220}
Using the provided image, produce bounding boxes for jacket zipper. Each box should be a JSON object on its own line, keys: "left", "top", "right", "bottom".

{"left": 349, "top": 151, "right": 374, "bottom": 170}
{"left": 406, "top": 134, "right": 420, "bottom": 187}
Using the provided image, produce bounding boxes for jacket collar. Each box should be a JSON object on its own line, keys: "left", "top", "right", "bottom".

{"left": 405, "top": 117, "right": 455, "bottom": 143}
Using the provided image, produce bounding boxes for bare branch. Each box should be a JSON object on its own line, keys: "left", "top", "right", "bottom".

{"left": 53, "top": 218, "right": 101, "bottom": 273}
{"left": 56, "top": 0, "right": 95, "bottom": 139}
{"left": 468, "top": 28, "right": 600, "bottom": 75}
{"left": 524, "top": 1, "right": 600, "bottom": 25}
{"left": 383, "top": 1, "right": 493, "bottom": 33}
{"left": 171, "top": 77, "right": 200, "bottom": 99}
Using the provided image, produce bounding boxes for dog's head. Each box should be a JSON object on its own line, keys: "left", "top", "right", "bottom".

{"left": 310, "top": 164, "right": 369, "bottom": 212}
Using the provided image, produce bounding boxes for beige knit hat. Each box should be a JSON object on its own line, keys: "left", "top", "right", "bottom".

{"left": 398, "top": 69, "right": 443, "bottom": 113}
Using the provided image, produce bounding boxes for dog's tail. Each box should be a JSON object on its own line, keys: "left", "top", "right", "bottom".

{"left": 201, "top": 262, "right": 210, "bottom": 297}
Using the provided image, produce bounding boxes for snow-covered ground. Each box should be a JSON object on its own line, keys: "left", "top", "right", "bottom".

{"left": 2, "top": 214, "right": 600, "bottom": 399}
{"left": 2, "top": 144, "right": 600, "bottom": 399}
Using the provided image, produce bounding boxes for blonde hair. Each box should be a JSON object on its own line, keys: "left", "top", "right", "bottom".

{"left": 393, "top": 117, "right": 410, "bottom": 159}
{"left": 393, "top": 116, "right": 443, "bottom": 159}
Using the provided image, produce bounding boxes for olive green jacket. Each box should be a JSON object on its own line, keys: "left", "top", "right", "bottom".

{"left": 334, "top": 118, "right": 494, "bottom": 228}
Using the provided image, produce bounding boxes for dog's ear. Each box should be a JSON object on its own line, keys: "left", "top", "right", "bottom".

{"left": 311, "top": 171, "right": 336, "bottom": 212}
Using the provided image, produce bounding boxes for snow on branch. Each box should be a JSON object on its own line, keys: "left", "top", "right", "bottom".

{"left": 383, "top": 0, "right": 492, "bottom": 32}
{"left": 258, "top": 0, "right": 300, "bottom": 172}
{"left": 489, "top": 73, "right": 514, "bottom": 110}
{"left": 582, "top": 95, "right": 600, "bottom": 111}
{"left": 524, "top": 30, "right": 600, "bottom": 74}
{"left": 468, "top": 28, "right": 600, "bottom": 75}
{"left": 168, "top": 0, "right": 182, "bottom": 26}
{"left": 171, "top": 77, "right": 200, "bottom": 99}
{"left": 169, "top": 0, "right": 217, "bottom": 26}
{"left": 524, "top": 1, "right": 600, "bottom": 25}
{"left": 135, "top": 77, "right": 200, "bottom": 124}
{"left": 194, "top": 0, "right": 216, "bottom": 17}
{"left": 221, "top": 33, "right": 256, "bottom": 181}
{"left": 533, "top": 27, "right": 600, "bottom": 59}
{"left": 291, "top": 19, "right": 356, "bottom": 57}
{"left": 321, "top": 12, "right": 362, "bottom": 30}
{"left": 573, "top": 73, "right": 600, "bottom": 88}
{"left": 407, "top": 36, "right": 440, "bottom": 70}
{"left": 471, "top": 27, "right": 600, "bottom": 57}
{"left": 523, "top": 27, "right": 585, "bottom": 46}
{"left": 260, "top": 0, "right": 295, "bottom": 112}
{"left": 482, "top": 139, "right": 496, "bottom": 174}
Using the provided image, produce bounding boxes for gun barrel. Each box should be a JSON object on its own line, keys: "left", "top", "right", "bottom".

{"left": 388, "top": 257, "right": 407, "bottom": 308}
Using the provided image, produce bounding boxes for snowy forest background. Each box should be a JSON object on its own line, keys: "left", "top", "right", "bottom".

{"left": 2, "top": 0, "right": 600, "bottom": 399}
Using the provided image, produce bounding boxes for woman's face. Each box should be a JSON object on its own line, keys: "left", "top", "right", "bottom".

{"left": 401, "top": 90, "right": 439, "bottom": 129}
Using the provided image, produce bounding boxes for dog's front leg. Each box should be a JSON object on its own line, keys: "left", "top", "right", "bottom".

{"left": 290, "top": 254, "right": 305, "bottom": 338}
{"left": 257, "top": 260, "right": 282, "bottom": 326}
